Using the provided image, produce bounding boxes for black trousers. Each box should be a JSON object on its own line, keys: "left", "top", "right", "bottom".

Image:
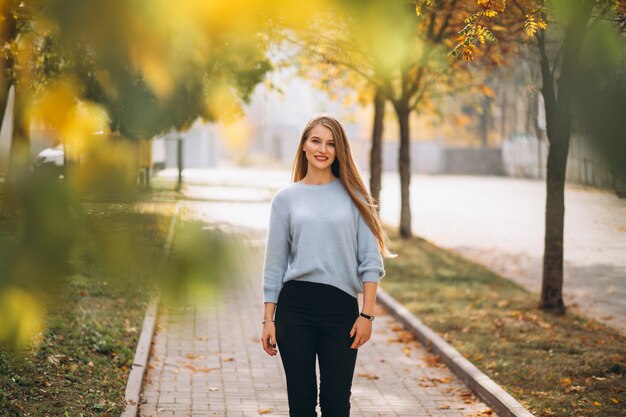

{"left": 275, "top": 280, "right": 359, "bottom": 417}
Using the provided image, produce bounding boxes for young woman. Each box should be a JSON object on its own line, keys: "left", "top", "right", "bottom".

{"left": 260, "top": 115, "right": 393, "bottom": 417}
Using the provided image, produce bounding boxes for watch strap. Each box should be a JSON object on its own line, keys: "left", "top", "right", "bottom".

{"left": 360, "top": 312, "right": 375, "bottom": 321}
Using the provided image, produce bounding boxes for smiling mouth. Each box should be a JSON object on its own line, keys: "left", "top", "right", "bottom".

{"left": 314, "top": 156, "right": 329, "bottom": 161}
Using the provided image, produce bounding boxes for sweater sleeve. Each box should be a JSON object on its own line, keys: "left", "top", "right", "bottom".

{"left": 356, "top": 211, "right": 385, "bottom": 283}
{"left": 262, "top": 195, "right": 291, "bottom": 303}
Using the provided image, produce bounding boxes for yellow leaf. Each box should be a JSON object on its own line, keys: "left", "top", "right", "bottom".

{"left": 462, "top": 45, "right": 475, "bottom": 62}
{"left": 259, "top": 408, "right": 273, "bottom": 414}
{"left": 357, "top": 372, "right": 379, "bottom": 380}
{"left": 611, "top": 398, "right": 619, "bottom": 404}
{"left": 538, "top": 19, "right": 548, "bottom": 30}
{"left": 415, "top": 4, "right": 422, "bottom": 16}
{"left": 0, "top": 288, "right": 44, "bottom": 348}
{"left": 559, "top": 377, "right": 572, "bottom": 386}
{"left": 593, "top": 401, "right": 601, "bottom": 406}
{"left": 484, "top": 10, "right": 498, "bottom": 17}
{"left": 524, "top": 15, "right": 537, "bottom": 37}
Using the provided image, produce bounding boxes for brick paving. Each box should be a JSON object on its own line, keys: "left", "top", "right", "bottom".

{"left": 139, "top": 236, "right": 497, "bottom": 417}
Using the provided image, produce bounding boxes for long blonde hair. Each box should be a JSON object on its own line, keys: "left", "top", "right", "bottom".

{"left": 292, "top": 115, "right": 394, "bottom": 257}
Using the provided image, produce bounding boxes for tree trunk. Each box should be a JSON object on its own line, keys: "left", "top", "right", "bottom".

{"left": 500, "top": 90, "right": 507, "bottom": 140}
{"left": 0, "top": 1, "right": 17, "bottom": 127}
{"left": 176, "top": 136, "right": 183, "bottom": 191}
{"left": 540, "top": 133, "right": 568, "bottom": 314}
{"left": 369, "top": 87, "right": 385, "bottom": 214}
{"left": 537, "top": 1, "right": 591, "bottom": 314}
{"left": 479, "top": 96, "right": 491, "bottom": 148}
{"left": 3, "top": 90, "right": 31, "bottom": 208}
{"left": 397, "top": 102, "right": 411, "bottom": 238}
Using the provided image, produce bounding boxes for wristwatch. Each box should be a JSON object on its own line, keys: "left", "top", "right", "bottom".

{"left": 359, "top": 312, "right": 375, "bottom": 321}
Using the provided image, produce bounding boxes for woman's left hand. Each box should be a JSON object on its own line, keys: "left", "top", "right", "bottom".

{"left": 349, "top": 316, "right": 372, "bottom": 349}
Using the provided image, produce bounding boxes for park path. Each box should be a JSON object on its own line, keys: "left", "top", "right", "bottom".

{"left": 138, "top": 204, "right": 496, "bottom": 417}
{"left": 377, "top": 174, "right": 626, "bottom": 334}
{"left": 158, "top": 168, "right": 626, "bottom": 334}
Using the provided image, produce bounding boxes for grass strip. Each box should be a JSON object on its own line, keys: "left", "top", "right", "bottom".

{"left": 383, "top": 231, "right": 625, "bottom": 417}
{"left": 0, "top": 202, "right": 170, "bottom": 416}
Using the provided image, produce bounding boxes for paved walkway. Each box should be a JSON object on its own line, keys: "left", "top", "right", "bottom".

{"left": 139, "top": 234, "right": 496, "bottom": 417}
{"left": 157, "top": 168, "right": 626, "bottom": 334}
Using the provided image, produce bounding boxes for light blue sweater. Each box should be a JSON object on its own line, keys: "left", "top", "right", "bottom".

{"left": 263, "top": 177, "right": 385, "bottom": 304}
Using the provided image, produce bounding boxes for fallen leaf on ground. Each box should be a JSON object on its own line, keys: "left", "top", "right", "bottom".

{"left": 565, "top": 385, "right": 585, "bottom": 393}
{"left": 124, "top": 319, "right": 137, "bottom": 333}
{"left": 357, "top": 373, "right": 379, "bottom": 380}
{"left": 47, "top": 354, "right": 69, "bottom": 366}
{"left": 559, "top": 377, "right": 572, "bottom": 386}
{"left": 180, "top": 361, "right": 217, "bottom": 373}
{"left": 437, "top": 404, "right": 450, "bottom": 409}
{"left": 470, "top": 408, "right": 493, "bottom": 416}
{"left": 387, "top": 330, "right": 417, "bottom": 344}
{"left": 611, "top": 398, "right": 619, "bottom": 404}
{"left": 424, "top": 354, "right": 444, "bottom": 368}
{"left": 258, "top": 408, "right": 273, "bottom": 414}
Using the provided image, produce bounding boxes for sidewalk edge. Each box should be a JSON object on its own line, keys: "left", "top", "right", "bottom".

{"left": 121, "top": 202, "right": 181, "bottom": 417}
{"left": 377, "top": 287, "right": 535, "bottom": 417}
{"left": 120, "top": 297, "right": 159, "bottom": 417}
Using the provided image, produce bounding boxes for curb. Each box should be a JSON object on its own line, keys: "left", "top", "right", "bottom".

{"left": 120, "top": 298, "right": 158, "bottom": 417}
{"left": 376, "top": 287, "right": 535, "bottom": 417}
{"left": 121, "top": 202, "right": 181, "bottom": 417}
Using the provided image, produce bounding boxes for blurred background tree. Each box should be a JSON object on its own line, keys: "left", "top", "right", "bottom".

{"left": 279, "top": 0, "right": 505, "bottom": 238}
{"left": 457, "top": 0, "right": 625, "bottom": 314}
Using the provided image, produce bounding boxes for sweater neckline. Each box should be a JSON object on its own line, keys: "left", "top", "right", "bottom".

{"left": 295, "top": 177, "right": 340, "bottom": 189}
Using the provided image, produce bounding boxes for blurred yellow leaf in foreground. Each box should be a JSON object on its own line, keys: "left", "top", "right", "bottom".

{"left": 0, "top": 287, "right": 44, "bottom": 349}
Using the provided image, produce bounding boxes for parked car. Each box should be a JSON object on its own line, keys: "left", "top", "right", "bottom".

{"left": 32, "top": 143, "right": 64, "bottom": 177}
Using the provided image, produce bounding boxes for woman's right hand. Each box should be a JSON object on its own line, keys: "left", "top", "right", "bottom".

{"left": 261, "top": 322, "right": 278, "bottom": 356}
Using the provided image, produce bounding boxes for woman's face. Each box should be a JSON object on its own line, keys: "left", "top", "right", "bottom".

{"left": 303, "top": 124, "right": 336, "bottom": 171}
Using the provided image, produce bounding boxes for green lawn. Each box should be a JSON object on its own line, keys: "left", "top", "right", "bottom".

{"left": 382, "top": 231, "right": 625, "bottom": 417}
{"left": 0, "top": 202, "right": 170, "bottom": 416}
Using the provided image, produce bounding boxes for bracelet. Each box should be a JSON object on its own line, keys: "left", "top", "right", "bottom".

{"left": 262, "top": 319, "right": 275, "bottom": 324}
